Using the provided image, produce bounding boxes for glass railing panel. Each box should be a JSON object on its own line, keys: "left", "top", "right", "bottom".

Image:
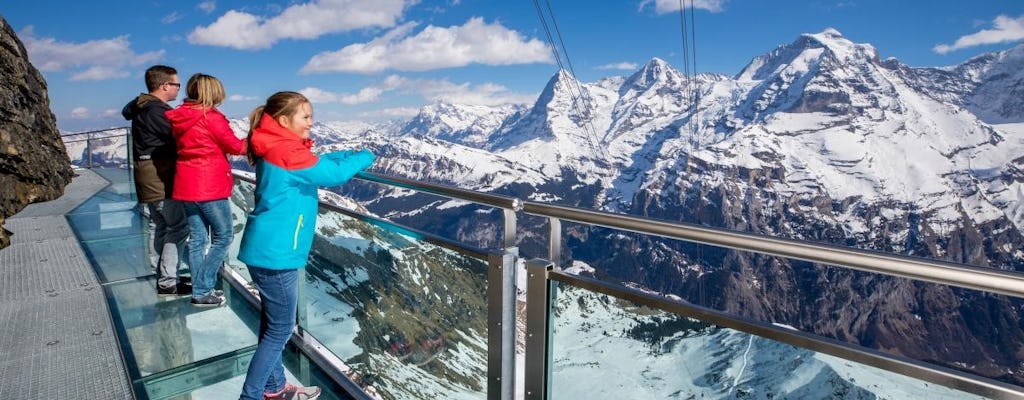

{"left": 228, "top": 176, "right": 492, "bottom": 399}
{"left": 62, "top": 129, "right": 131, "bottom": 168}
{"left": 562, "top": 223, "right": 1024, "bottom": 388}
{"left": 301, "top": 212, "right": 490, "bottom": 400}
{"left": 548, "top": 281, "right": 992, "bottom": 399}
{"left": 225, "top": 178, "right": 256, "bottom": 283}
{"left": 105, "top": 276, "right": 256, "bottom": 378}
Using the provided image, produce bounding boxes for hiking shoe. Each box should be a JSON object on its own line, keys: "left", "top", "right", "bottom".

{"left": 158, "top": 282, "right": 193, "bottom": 296}
{"left": 264, "top": 383, "right": 321, "bottom": 400}
{"left": 190, "top": 293, "right": 226, "bottom": 307}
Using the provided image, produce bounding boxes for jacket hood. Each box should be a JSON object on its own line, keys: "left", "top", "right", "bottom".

{"left": 166, "top": 100, "right": 213, "bottom": 138}
{"left": 121, "top": 93, "right": 164, "bottom": 120}
{"left": 251, "top": 113, "right": 318, "bottom": 170}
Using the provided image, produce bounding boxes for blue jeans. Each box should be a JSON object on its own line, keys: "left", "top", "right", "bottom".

{"left": 240, "top": 266, "right": 298, "bottom": 400}
{"left": 183, "top": 199, "right": 233, "bottom": 298}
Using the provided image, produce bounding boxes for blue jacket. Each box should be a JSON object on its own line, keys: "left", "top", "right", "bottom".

{"left": 238, "top": 114, "right": 374, "bottom": 269}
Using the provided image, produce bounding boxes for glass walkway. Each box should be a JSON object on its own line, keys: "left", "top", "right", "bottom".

{"left": 59, "top": 167, "right": 355, "bottom": 399}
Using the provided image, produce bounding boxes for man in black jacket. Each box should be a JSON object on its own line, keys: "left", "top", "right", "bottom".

{"left": 122, "top": 65, "right": 191, "bottom": 295}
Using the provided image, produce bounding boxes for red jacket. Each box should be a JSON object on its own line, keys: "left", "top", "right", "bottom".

{"left": 166, "top": 101, "right": 246, "bottom": 201}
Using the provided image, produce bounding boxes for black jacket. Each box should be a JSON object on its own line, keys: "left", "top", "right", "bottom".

{"left": 122, "top": 93, "right": 176, "bottom": 159}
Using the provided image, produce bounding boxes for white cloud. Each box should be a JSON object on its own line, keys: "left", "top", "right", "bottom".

{"left": 227, "top": 94, "right": 259, "bottom": 101}
{"left": 300, "top": 86, "right": 389, "bottom": 105}
{"left": 100, "top": 109, "right": 121, "bottom": 118}
{"left": 20, "top": 27, "right": 164, "bottom": 81}
{"left": 358, "top": 107, "right": 421, "bottom": 119}
{"left": 71, "top": 66, "right": 130, "bottom": 81}
{"left": 639, "top": 0, "right": 726, "bottom": 14}
{"left": 188, "top": 0, "right": 411, "bottom": 50}
{"left": 162, "top": 12, "right": 183, "bottom": 24}
{"left": 301, "top": 17, "right": 553, "bottom": 74}
{"left": 70, "top": 107, "right": 89, "bottom": 119}
{"left": 197, "top": 1, "right": 216, "bottom": 13}
{"left": 597, "top": 62, "right": 639, "bottom": 71}
{"left": 934, "top": 15, "right": 1024, "bottom": 54}
{"left": 404, "top": 77, "right": 537, "bottom": 106}
{"left": 301, "top": 75, "right": 536, "bottom": 107}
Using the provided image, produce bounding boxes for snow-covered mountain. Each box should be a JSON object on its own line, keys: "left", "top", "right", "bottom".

{"left": 312, "top": 29, "right": 1024, "bottom": 385}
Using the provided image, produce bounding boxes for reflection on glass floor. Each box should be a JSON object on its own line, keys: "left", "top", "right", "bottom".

{"left": 66, "top": 168, "right": 353, "bottom": 400}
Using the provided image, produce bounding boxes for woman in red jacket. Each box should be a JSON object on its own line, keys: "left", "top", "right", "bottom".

{"left": 166, "top": 73, "right": 246, "bottom": 307}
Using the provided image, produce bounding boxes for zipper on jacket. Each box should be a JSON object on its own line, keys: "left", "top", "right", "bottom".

{"left": 293, "top": 214, "right": 304, "bottom": 250}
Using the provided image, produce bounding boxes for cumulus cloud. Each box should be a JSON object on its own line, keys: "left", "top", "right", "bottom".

{"left": 596, "top": 62, "right": 639, "bottom": 71}
{"left": 100, "top": 109, "right": 121, "bottom": 118}
{"left": 19, "top": 27, "right": 165, "bottom": 81}
{"left": 934, "top": 15, "right": 1024, "bottom": 54}
{"left": 188, "top": 0, "right": 411, "bottom": 50}
{"left": 197, "top": 1, "right": 216, "bottom": 13}
{"left": 639, "top": 0, "right": 726, "bottom": 14}
{"left": 301, "top": 17, "right": 553, "bottom": 74}
{"left": 70, "top": 107, "right": 89, "bottom": 119}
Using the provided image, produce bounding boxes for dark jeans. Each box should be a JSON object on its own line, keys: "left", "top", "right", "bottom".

{"left": 239, "top": 266, "right": 298, "bottom": 400}
{"left": 183, "top": 199, "right": 233, "bottom": 298}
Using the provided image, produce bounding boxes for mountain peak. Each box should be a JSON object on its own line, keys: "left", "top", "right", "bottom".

{"left": 737, "top": 28, "right": 877, "bottom": 81}
{"left": 625, "top": 57, "right": 683, "bottom": 89}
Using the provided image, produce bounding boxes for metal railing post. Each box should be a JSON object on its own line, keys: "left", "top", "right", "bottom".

{"left": 547, "top": 218, "right": 561, "bottom": 267}
{"left": 487, "top": 252, "right": 513, "bottom": 400}
{"left": 524, "top": 259, "right": 554, "bottom": 400}
{"left": 86, "top": 132, "right": 93, "bottom": 169}
{"left": 501, "top": 208, "right": 518, "bottom": 400}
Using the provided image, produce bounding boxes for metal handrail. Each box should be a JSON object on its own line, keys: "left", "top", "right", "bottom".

{"left": 520, "top": 200, "right": 1024, "bottom": 299}
{"left": 233, "top": 173, "right": 495, "bottom": 261}
{"left": 60, "top": 127, "right": 129, "bottom": 143}
{"left": 355, "top": 171, "right": 523, "bottom": 212}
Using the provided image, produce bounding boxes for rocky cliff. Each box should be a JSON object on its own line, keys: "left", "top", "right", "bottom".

{"left": 0, "top": 16, "right": 73, "bottom": 248}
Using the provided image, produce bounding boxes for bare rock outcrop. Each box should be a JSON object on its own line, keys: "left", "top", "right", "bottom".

{"left": 0, "top": 16, "right": 73, "bottom": 248}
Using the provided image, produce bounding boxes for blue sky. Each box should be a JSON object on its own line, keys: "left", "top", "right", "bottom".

{"left": 4, "top": 0, "right": 1023, "bottom": 132}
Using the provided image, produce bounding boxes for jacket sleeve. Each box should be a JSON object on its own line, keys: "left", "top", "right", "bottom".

{"left": 208, "top": 113, "right": 247, "bottom": 155}
{"left": 290, "top": 149, "right": 375, "bottom": 188}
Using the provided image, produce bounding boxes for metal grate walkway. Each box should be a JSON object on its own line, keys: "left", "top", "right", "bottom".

{"left": 0, "top": 168, "right": 133, "bottom": 399}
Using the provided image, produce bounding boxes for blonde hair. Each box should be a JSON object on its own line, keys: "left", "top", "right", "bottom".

{"left": 185, "top": 73, "right": 226, "bottom": 108}
{"left": 246, "top": 91, "right": 311, "bottom": 165}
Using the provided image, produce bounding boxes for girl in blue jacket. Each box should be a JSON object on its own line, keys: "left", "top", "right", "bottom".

{"left": 237, "top": 91, "right": 374, "bottom": 400}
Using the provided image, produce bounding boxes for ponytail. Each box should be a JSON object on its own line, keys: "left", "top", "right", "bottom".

{"left": 246, "top": 105, "right": 266, "bottom": 165}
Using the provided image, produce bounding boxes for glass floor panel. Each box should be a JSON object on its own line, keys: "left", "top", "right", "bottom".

{"left": 147, "top": 342, "right": 357, "bottom": 400}
{"left": 107, "top": 276, "right": 257, "bottom": 378}
{"left": 66, "top": 207, "right": 146, "bottom": 242}
{"left": 80, "top": 234, "right": 153, "bottom": 283}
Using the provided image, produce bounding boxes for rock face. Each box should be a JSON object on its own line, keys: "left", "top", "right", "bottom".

{"left": 0, "top": 16, "right": 73, "bottom": 248}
